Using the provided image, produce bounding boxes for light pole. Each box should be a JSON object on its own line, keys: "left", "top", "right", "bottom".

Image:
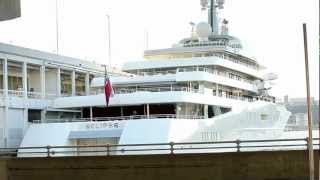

{"left": 303, "top": 23, "right": 314, "bottom": 180}
{"left": 106, "top": 14, "right": 111, "bottom": 66}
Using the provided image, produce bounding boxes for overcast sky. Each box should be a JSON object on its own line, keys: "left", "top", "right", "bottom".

{"left": 0, "top": 0, "right": 318, "bottom": 99}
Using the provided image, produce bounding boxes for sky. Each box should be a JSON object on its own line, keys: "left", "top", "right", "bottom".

{"left": 0, "top": 0, "right": 318, "bottom": 99}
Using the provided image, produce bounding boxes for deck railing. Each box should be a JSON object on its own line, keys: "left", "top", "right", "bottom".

{"left": 45, "top": 93, "right": 58, "bottom": 99}
{"left": 135, "top": 67, "right": 255, "bottom": 85}
{"left": 27, "top": 91, "right": 42, "bottom": 99}
{"left": 90, "top": 86, "right": 255, "bottom": 103}
{"left": 0, "top": 138, "right": 318, "bottom": 158}
{"left": 114, "top": 87, "right": 202, "bottom": 94}
{"left": 33, "top": 114, "right": 206, "bottom": 123}
{"left": 177, "top": 67, "right": 255, "bottom": 85}
{"left": 8, "top": 90, "right": 24, "bottom": 97}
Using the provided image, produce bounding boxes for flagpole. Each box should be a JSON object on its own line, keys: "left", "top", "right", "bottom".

{"left": 55, "top": 0, "right": 59, "bottom": 55}
{"left": 103, "top": 14, "right": 112, "bottom": 108}
{"left": 106, "top": 14, "right": 111, "bottom": 66}
{"left": 104, "top": 65, "right": 107, "bottom": 80}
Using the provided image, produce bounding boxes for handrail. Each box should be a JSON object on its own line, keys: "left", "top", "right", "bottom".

{"left": 34, "top": 114, "right": 206, "bottom": 123}
{"left": 27, "top": 91, "right": 42, "bottom": 98}
{"left": 0, "top": 138, "right": 318, "bottom": 158}
{"left": 8, "top": 90, "right": 24, "bottom": 97}
{"left": 45, "top": 93, "right": 58, "bottom": 99}
{"left": 177, "top": 67, "right": 255, "bottom": 85}
{"left": 113, "top": 87, "right": 202, "bottom": 94}
{"left": 90, "top": 86, "right": 255, "bottom": 102}
{"left": 134, "top": 66, "right": 255, "bottom": 85}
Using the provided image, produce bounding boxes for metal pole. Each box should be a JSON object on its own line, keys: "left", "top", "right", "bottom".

{"left": 106, "top": 14, "right": 111, "bottom": 66}
{"left": 303, "top": 23, "right": 314, "bottom": 180}
{"left": 318, "top": 5, "right": 320, "bottom": 178}
{"left": 209, "top": 0, "right": 214, "bottom": 31}
{"left": 55, "top": 0, "right": 59, "bottom": 55}
{"left": 319, "top": 18, "right": 320, "bottom": 180}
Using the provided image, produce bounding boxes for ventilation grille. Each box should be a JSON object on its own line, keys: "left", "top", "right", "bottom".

{"left": 201, "top": 131, "right": 219, "bottom": 141}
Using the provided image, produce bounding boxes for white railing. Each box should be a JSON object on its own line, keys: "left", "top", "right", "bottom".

{"left": 114, "top": 86, "right": 201, "bottom": 94}
{"left": 45, "top": 93, "right": 58, "bottom": 99}
{"left": 221, "top": 94, "right": 254, "bottom": 102}
{"left": 1, "top": 90, "right": 87, "bottom": 99}
{"left": 61, "top": 93, "right": 72, "bottom": 97}
{"left": 136, "top": 70, "right": 176, "bottom": 76}
{"left": 76, "top": 91, "right": 86, "bottom": 96}
{"left": 92, "top": 86, "right": 255, "bottom": 103}
{"left": 27, "top": 91, "right": 42, "bottom": 99}
{"left": 219, "top": 53, "right": 258, "bottom": 70}
{"left": 8, "top": 90, "right": 24, "bottom": 97}
{"left": 1, "top": 138, "right": 318, "bottom": 157}
{"left": 33, "top": 114, "right": 205, "bottom": 124}
{"left": 134, "top": 67, "right": 255, "bottom": 85}
{"left": 183, "top": 40, "right": 228, "bottom": 48}
{"left": 179, "top": 43, "right": 258, "bottom": 70}
{"left": 90, "top": 88, "right": 104, "bottom": 95}
{"left": 177, "top": 67, "right": 255, "bottom": 85}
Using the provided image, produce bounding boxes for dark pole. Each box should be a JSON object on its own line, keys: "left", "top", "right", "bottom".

{"left": 210, "top": 0, "right": 214, "bottom": 32}
{"left": 319, "top": 12, "right": 320, "bottom": 180}
{"left": 318, "top": 2, "right": 320, "bottom": 178}
{"left": 303, "top": 23, "right": 314, "bottom": 180}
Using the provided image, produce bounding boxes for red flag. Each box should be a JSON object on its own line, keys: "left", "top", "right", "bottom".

{"left": 104, "top": 78, "right": 112, "bottom": 106}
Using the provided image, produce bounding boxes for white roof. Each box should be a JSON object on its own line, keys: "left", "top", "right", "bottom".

{"left": 122, "top": 57, "right": 262, "bottom": 79}
{"left": 0, "top": 42, "right": 103, "bottom": 71}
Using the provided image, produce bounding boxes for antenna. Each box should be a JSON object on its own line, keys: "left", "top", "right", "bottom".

{"left": 201, "top": 0, "right": 225, "bottom": 34}
{"left": 217, "top": 0, "right": 225, "bottom": 9}
{"left": 200, "top": 0, "right": 209, "bottom": 10}
{"left": 189, "top": 22, "right": 196, "bottom": 37}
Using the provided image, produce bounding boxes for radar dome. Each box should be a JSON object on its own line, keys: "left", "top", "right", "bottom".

{"left": 196, "top": 22, "right": 211, "bottom": 39}
{"left": 263, "top": 73, "right": 278, "bottom": 81}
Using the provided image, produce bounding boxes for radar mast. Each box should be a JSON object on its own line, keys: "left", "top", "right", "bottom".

{"left": 200, "top": 0, "right": 225, "bottom": 35}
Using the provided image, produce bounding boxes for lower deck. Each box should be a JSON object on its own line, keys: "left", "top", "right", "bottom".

{"left": 81, "top": 103, "right": 231, "bottom": 121}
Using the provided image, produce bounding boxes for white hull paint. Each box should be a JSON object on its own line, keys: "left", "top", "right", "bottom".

{"left": 19, "top": 101, "right": 291, "bottom": 156}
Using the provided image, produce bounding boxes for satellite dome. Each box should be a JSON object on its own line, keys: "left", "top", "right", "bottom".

{"left": 196, "top": 22, "right": 211, "bottom": 39}
{"left": 263, "top": 73, "right": 278, "bottom": 81}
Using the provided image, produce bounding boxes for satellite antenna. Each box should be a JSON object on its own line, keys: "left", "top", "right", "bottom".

{"left": 200, "top": 0, "right": 209, "bottom": 10}
{"left": 217, "top": 0, "right": 225, "bottom": 9}
{"left": 189, "top": 22, "right": 196, "bottom": 37}
{"left": 263, "top": 73, "right": 278, "bottom": 81}
{"left": 255, "top": 73, "right": 279, "bottom": 97}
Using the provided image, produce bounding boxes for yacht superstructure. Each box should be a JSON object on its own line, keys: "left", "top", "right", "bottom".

{"left": 15, "top": 0, "right": 291, "bottom": 155}
{"left": 0, "top": 42, "right": 125, "bottom": 148}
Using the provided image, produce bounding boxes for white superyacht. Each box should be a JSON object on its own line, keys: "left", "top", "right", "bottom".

{"left": 16, "top": 0, "right": 292, "bottom": 155}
